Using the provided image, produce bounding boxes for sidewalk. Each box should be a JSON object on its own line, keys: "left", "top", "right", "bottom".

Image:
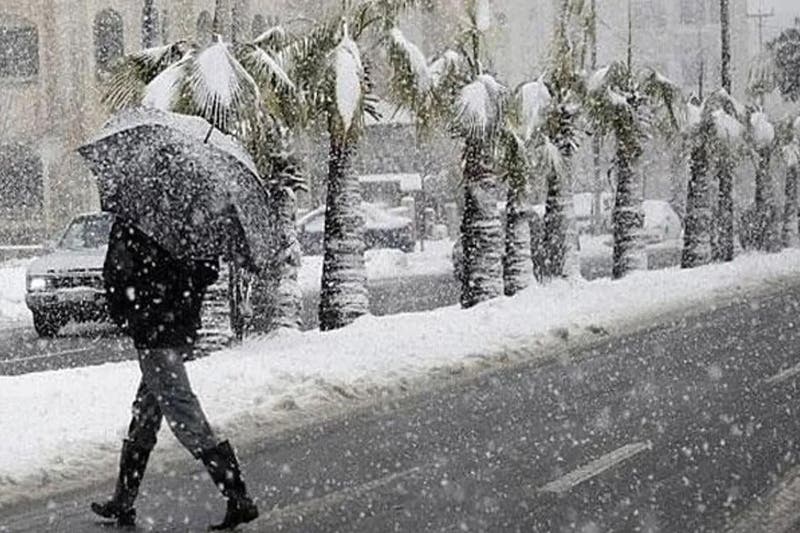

{"left": 2, "top": 249, "right": 800, "bottom": 508}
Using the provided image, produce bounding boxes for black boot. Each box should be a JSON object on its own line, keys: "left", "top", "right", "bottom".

{"left": 200, "top": 440, "right": 259, "bottom": 530}
{"left": 91, "top": 439, "right": 151, "bottom": 527}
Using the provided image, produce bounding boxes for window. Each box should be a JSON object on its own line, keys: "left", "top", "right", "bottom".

{"left": 95, "top": 9, "right": 124, "bottom": 76}
{"left": 0, "top": 143, "right": 43, "bottom": 215}
{"left": 197, "top": 10, "right": 212, "bottom": 46}
{"left": 0, "top": 19, "right": 39, "bottom": 79}
{"left": 680, "top": 0, "right": 705, "bottom": 25}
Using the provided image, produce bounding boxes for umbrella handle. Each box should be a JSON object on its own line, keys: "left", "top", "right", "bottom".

{"left": 204, "top": 124, "right": 214, "bottom": 144}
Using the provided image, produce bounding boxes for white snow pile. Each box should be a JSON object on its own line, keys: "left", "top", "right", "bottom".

{"left": 3, "top": 250, "right": 800, "bottom": 505}
{"left": 750, "top": 111, "right": 775, "bottom": 149}
{"left": 0, "top": 261, "right": 31, "bottom": 324}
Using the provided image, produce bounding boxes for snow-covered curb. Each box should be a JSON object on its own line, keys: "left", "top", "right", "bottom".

{"left": 3, "top": 250, "right": 800, "bottom": 507}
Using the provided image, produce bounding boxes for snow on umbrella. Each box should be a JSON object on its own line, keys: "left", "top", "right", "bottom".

{"left": 78, "top": 107, "right": 270, "bottom": 272}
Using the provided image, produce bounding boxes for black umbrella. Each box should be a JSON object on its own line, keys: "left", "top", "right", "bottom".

{"left": 78, "top": 107, "right": 271, "bottom": 272}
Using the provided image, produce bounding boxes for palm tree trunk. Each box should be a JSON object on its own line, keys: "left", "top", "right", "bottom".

{"left": 269, "top": 185, "right": 302, "bottom": 329}
{"left": 612, "top": 137, "right": 646, "bottom": 279}
{"left": 716, "top": 152, "right": 735, "bottom": 261}
{"left": 783, "top": 165, "right": 799, "bottom": 248}
{"left": 503, "top": 185, "right": 533, "bottom": 296}
{"left": 319, "top": 136, "right": 368, "bottom": 330}
{"left": 543, "top": 164, "right": 579, "bottom": 279}
{"left": 682, "top": 139, "right": 712, "bottom": 268}
{"left": 460, "top": 138, "right": 503, "bottom": 308}
{"left": 754, "top": 147, "right": 780, "bottom": 252}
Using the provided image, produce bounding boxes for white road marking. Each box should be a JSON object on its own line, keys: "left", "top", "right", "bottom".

{"left": 765, "top": 363, "right": 800, "bottom": 385}
{"left": 261, "top": 465, "right": 424, "bottom": 525}
{"left": 1, "top": 347, "right": 90, "bottom": 364}
{"left": 537, "top": 441, "right": 653, "bottom": 494}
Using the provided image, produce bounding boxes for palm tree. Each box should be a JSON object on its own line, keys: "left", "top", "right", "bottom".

{"left": 384, "top": 1, "right": 505, "bottom": 308}
{"left": 779, "top": 117, "right": 800, "bottom": 248}
{"left": 749, "top": 110, "right": 781, "bottom": 252}
{"left": 283, "top": 0, "right": 423, "bottom": 329}
{"left": 102, "top": 31, "right": 304, "bottom": 335}
{"left": 539, "top": 0, "right": 592, "bottom": 280}
{"left": 497, "top": 79, "right": 552, "bottom": 295}
{"left": 452, "top": 1, "right": 506, "bottom": 307}
{"left": 682, "top": 90, "right": 743, "bottom": 268}
{"left": 586, "top": 63, "right": 681, "bottom": 279}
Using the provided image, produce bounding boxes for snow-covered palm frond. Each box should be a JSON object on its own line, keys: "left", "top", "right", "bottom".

{"left": 747, "top": 51, "right": 777, "bottom": 98}
{"left": 240, "top": 44, "right": 295, "bottom": 92}
{"left": 332, "top": 30, "right": 364, "bottom": 133}
{"left": 142, "top": 56, "right": 189, "bottom": 110}
{"left": 429, "top": 50, "right": 463, "bottom": 88}
{"left": 102, "top": 41, "right": 189, "bottom": 111}
{"left": 640, "top": 68, "right": 681, "bottom": 130}
{"left": 587, "top": 65, "right": 610, "bottom": 93}
{"left": 253, "top": 25, "right": 289, "bottom": 51}
{"left": 388, "top": 27, "right": 431, "bottom": 92}
{"left": 456, "top": 74, "right": 505, "bottom": 139}
{"left": 514, "top": 79, "right": 551, "bottom": 141}
{"left": 782, "top": 142, "right": 800, "bottom": 168}
{"left": 750, "top": 111, "right": 776, "bottom": 150}
{"left": 711, "top": 109, "right": 744, "bottom": 143}
{"left": 187, "top": 40, "right": 260, "bottom": 133}
{"left": 539, "top": 137, "right": 568, "bottom": 180}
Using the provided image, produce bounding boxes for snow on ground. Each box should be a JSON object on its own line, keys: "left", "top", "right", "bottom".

{"left": 299, "top": 240, "right": 454, "bottom": 292}
{"left": 2, "top": 249, "right": 800, "bottom": 506}
{"left": 0, "top": 259, "right": 32, "bottom": 326}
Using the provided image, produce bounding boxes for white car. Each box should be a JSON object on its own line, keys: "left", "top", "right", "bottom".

{"left": 25, "top": 212, "right": 114, "bottom": 337}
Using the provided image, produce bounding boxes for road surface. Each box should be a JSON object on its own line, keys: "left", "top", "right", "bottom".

{"left": 3, "top": 281, "right": 800, "bottom": 532}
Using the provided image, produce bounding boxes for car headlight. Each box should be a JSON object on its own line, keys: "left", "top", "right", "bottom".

{"left": 28, "top": 277, "right": 48, "bottom": 291}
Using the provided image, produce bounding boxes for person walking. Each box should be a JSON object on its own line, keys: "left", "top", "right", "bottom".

{"left": 90, "top": 216, "right": 259, "bottom": 530}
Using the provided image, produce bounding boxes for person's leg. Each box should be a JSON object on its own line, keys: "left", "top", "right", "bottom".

{"left": 91, "top": 378, "right": 163, "bottom": 525}
{"left": 139, "top": 346, "right": 258, "bottom": 529}
{"left": 137, "top": 347, "right": 217, "bottom": 456}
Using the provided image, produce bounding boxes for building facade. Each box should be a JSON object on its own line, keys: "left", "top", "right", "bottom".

{"left": 0, "top": 1, "right": 757, "bottom": 244}
{"left": 0, "top": 0, "right": 324, "bottom": 243}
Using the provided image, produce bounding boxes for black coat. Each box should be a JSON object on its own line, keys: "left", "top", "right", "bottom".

{"left": 103, "top": 218, "right": 219, "bottom": 349}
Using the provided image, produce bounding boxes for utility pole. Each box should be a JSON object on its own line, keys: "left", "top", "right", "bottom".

{"left": 590, "top": 0, "right": 603, "bottom": 234}
{"left": 720, "top": 0, "right": 732, "bottom": 94}
{"left": 626, "top": 0, "right": 633, "bottom": 70}
{"left": 142, "top": 0, "right": 158, "bottom": 48}
{"left": 747, "top": 2, "right": 775, "bottom": 52}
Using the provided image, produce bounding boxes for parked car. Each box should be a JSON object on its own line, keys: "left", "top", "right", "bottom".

{"left": 298, "top": 202, "right": 415, "bottom": 255}
{"left": 25, "top": 212, "right": 114, "bottom": 337}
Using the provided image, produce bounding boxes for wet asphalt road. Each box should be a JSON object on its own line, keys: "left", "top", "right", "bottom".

{"left": 4, "top": 282, "right": 800, "bottom": 532}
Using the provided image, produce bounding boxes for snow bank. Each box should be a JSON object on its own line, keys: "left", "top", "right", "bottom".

{"left": 3, "top": 250, "right": 800, "bottom": 506}
{"left": 0, "top": 262, "right": 31, "bottom": 325}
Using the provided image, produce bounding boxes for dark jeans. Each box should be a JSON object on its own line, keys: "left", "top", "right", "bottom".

{"left": 126, "top": 347, "right": 218, "bottom": 458}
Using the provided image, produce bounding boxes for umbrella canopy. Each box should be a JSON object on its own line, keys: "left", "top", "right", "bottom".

{"left": 78, "top": 107, "right": 271, "bottom": 272}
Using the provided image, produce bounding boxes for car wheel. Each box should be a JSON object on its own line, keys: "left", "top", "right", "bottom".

{"left": 33, "top": 312, "right": 64, "bottom": 338}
